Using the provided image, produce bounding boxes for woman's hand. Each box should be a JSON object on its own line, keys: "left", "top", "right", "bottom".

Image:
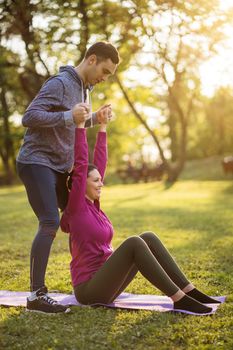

{"left": 96, "top": 104, "right": 113, "bottom": 131}
{"left": 96, "top": 104, "right": 112, "bottom": 123}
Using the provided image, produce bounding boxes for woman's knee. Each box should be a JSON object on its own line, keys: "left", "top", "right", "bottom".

{"left": 123, "top": 235, "right": 145, "bottom": 249}
{"left": 140, "top": 231, "right": 161, "bottom": 245}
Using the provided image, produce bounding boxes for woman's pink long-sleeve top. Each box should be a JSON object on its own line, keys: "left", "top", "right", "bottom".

{"left": 60, "top": 128, "right": 114, "bottom": 287}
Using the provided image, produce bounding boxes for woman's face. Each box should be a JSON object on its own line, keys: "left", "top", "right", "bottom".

{"left": 85, "top": 169, "right": 103, "bottom": 201}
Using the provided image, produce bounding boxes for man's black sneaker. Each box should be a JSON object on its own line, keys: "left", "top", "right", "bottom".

{"left": 26, "top": 286, "right": 71, "bottom": 314}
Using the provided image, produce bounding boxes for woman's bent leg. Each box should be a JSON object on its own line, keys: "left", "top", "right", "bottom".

{"left": 110, "top": 264, "right": 138, "bottom": 301}
{"left": 139, "top": 231, "right": 190, "bottom": 289}
{"left": 140, "top": 232, "right": 219, "bottom": 305}
{"left": 75, "top": 236, "right": 179, "bottom": 305}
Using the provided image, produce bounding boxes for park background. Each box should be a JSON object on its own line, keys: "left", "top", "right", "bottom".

{"left": 0, "top": 1, "right": 233, "bottom": 349}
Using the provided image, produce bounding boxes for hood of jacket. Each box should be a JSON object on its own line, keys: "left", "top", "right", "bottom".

{"left": 59, "top": 65, "right": 82, "bottom": 85}
{"left": 59, "top": 65, "right": 93, "bottom": 91}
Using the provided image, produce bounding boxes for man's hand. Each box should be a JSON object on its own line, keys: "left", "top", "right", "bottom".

{"left": 72, "top": 103, "right": 90, "bottom": 126}
{"left": 96, "top": 104, "right": 113, "bottom": 125}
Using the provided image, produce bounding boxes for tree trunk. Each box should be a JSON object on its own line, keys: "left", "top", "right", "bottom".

{"left": 0, "top": 86, "right": 15, "bottom": 184}
{"left": 76, "top": 0, "right": 90, "bottom": 64}
{"left": 167, "top": 106, "right": 178, "bottom": 162}
{"left": 115, "top": 75, "right": 170, "bottom": 171}
{"left": 13, "top": 0, "right": 49, "bottom": 98}
{"left": 166, "top": 118, "right": 187, "bottom": 182}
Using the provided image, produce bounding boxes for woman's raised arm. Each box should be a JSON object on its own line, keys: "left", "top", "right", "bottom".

{"left": 93, "top": 107, "right": 110, "bottom": 180}
{"left": 63, "top": 111, "right": 90, "bottom": 215}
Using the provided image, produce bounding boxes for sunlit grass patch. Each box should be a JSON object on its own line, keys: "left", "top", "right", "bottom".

{"left": 0, "top": 180, "right": 232, "bottom": 350}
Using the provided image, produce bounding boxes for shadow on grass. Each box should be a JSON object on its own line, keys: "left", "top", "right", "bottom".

{"left": 0, "top": 295, "right": 227, "bottom": 350}
{"left": 1, "top": 182, "right": 232, "bottom": 349}
{"left": 163, "top": 180, "right": 175, "bottom": 190}
{"left": 1, "top": 303, "right": 194, "bottom": 350}
{"left": 218, "top": 181, "right": 233, "bottom": 195}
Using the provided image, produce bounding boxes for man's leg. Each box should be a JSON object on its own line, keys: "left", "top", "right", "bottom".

{"left": 17, "top": 163, "right": 70, "bottom": 313}
{"left": 17, "top": 163, "right": 60, "bottom": 291}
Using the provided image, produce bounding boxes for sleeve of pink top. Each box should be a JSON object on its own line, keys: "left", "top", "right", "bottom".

{"left": 93, "top": 131, "right": 108, "bottom": 181}
{"left": 65, "top": 128, "right": 88, "bottom": 215}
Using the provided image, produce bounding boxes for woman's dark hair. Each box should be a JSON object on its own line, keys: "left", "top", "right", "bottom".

{"left": 61, "top": 163, "right": 99, "bottom": 211}
{"left": 84, "top": 42, "right": 120, "bottom": 64}
{"left": 67, "top": 163, "right": 98, "bottom": 191}
{"left": 87, "top": 163, "right": 98, "bottom": 176}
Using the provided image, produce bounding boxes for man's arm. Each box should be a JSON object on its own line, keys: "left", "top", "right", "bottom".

{"left": 63, "top": 110, "right": 98, "bottom": 128}
{"left": 22, "top": 78, "right": 74, "bottom": 128}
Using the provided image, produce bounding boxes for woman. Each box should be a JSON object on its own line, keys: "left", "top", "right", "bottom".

{"left": 61, "top": 108, "right": 220, "bottom": 314}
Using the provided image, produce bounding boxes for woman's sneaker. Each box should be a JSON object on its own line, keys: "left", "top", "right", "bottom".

{"left": 26, "top": 286, "right": 71, "bottom": 314}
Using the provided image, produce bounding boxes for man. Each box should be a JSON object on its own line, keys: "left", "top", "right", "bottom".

{"left": 16, "top": 42, "right": 119, "bottom": 313}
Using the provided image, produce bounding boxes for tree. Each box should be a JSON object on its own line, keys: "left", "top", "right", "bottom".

{"left": 187, "top": 87, "right": 233, "bottom": 158}
{"left": 114, "top": 0, "right": 233, "bottom": 181}
{"left": 1, "top": 0, "right": 232, "bottom": 184}
{"left": 0, "top": 0, "right": 142, "bottom": 183}
{"left": 0, "top": 44, "right": 25, "bottom": 183}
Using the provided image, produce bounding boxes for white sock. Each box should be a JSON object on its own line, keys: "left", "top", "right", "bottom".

{"left": 28, "top": 289, "right": 42, "bottom": 301}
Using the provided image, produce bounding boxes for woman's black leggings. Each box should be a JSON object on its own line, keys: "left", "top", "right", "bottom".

{"left": 75, "top": 232, "right": 190, "bottom": 305}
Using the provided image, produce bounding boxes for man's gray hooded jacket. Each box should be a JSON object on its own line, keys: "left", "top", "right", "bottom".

{"left": 17, "top": 65, "right": 97, "bottom": 173}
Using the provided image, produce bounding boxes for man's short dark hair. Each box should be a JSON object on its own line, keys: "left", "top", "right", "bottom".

{"left": 85, "top": 42, "right": 120, "bottom": 64}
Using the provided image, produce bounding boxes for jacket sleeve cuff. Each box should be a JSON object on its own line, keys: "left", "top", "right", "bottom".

{"left": 64, "top": 110, "right": 75, "bottom": 127}
{"left": 84, "top": 112, "right": 97, "bottom": 128}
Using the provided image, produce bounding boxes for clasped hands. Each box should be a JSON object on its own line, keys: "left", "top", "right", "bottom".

{"left": 72, "top": 103, "right": 112, "bottom": 127}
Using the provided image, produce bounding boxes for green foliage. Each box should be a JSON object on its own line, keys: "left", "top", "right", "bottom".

{"left": 187, "top": 87, "right": 233, "bottom": 159}
{"left": 0, "top": 0, "right": 233, "bottom": 183}
{"left": 0, "top": 179, "right": 233, "bottom": 349}
{"left": 88, "top": 81, "right": 143, "bottom": 169}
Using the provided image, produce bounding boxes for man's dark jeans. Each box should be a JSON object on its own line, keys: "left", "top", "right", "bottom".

{"left": 17, "top": 162, "right": 69, "bottom": 291}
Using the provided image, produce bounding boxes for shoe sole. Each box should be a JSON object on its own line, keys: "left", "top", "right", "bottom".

{"left": 26, "top": 307, "right": 71, "bottom": 314}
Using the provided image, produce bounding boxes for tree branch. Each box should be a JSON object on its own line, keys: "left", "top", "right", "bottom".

{"left": 115, "top": 74, "right": 169, "bottom": 167}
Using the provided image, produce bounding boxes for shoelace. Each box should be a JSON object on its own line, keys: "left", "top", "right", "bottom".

{"left": 39, "top": 294, "right": 58, "bottom": 305}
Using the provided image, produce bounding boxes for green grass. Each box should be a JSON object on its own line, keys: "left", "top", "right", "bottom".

{"left": 0, "top": 180, "right": 233, "bottom": 350}
{"left": 180, "top": 155, "right": 233, "bottom": 181}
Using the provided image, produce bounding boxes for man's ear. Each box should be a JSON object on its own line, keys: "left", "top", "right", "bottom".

{"left": 88, "top": 54, "right": 97, "bottom": 65}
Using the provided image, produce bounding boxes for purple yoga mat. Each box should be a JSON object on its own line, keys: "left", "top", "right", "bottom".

{"left": 0, "top": 291, "right": 225, "bottom": 315}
